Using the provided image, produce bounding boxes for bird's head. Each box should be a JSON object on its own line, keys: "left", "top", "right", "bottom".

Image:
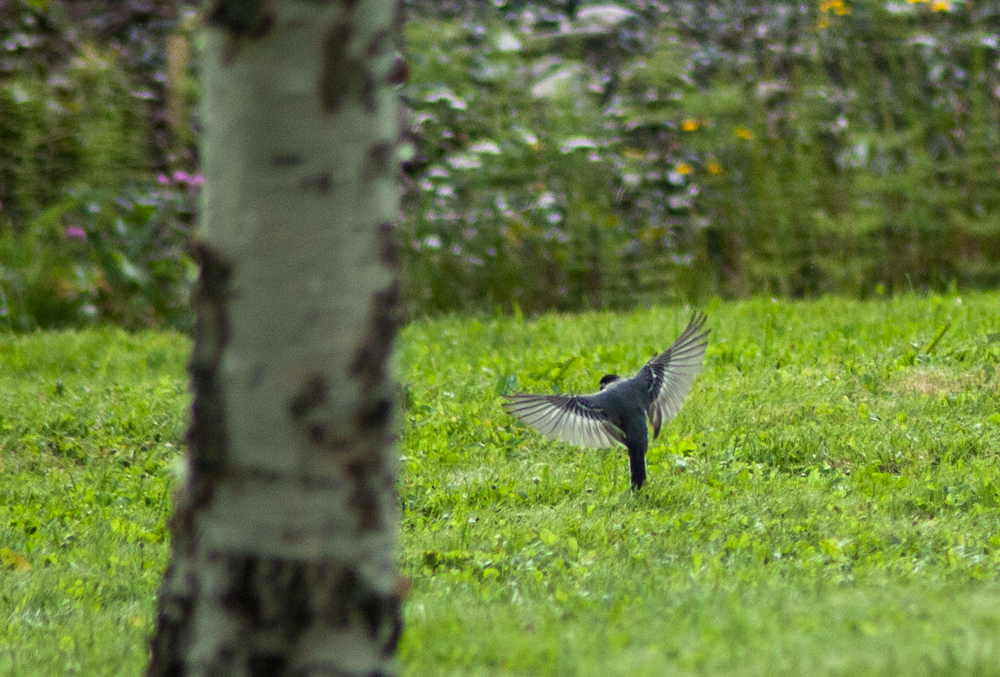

{"left": 598, "top": 374, "right": 621, "bottom": 390}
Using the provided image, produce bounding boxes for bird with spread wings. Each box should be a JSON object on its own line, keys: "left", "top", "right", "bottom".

{"left": 503, "top": 312, "right": 710, "bottom": 489}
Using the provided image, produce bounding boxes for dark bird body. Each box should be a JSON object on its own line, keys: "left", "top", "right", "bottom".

{"left": 503, "top": 312, "right": 709, "bottom": 489}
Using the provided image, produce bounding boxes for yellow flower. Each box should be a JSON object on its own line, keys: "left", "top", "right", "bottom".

{"left": 820, "top": 0, "right": 851, "bottom": 15}
{"left": 681, "top": 118, "right": 699, "bottom": 132}
{"left": 735, "top": 126, "right": 754, "bottom": 140}
{"left": 930, "top": 0, "right": 949, "bottom": 10}
{"left": 706, "top": 161, "right": 723, "bottom": 175}
{"left": 675, "top": 162, "right": 693, "bottom": 176}
{"left": 906, "top": 0, "right": 928, "bottom": 4}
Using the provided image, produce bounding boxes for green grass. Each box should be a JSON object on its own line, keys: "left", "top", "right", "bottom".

{"left": 4, "top": 295, "right": 1000, "bottom": 675}
{"left": 0, "top": 330, "right": 188, "bottom": 674}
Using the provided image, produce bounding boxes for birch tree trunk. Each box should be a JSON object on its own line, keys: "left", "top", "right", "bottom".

{"left": 148, "top": 1, "right": 405, "bottom": 674}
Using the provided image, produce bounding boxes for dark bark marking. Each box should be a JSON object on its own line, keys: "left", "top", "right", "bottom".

{"left": 296, "top": 422, "right": 353, "bottom": 454}
{"left": 186, "top": 243, "right": 234, "bottom": 507}
{"left": 358, "top": 593, "right": 384, "bottom": 638}
{"left": 323, "top": 568, "right": 359, "bottom": 628}
{"left": 290, "top": 375, "right": 366, "bottom": 455}
{"left": 337, "top": 447, "right": 386, "bottom": 534}
{"left": 270, "top": 153, "right": 305, "bottom": 167}
{"left": 308, "top": 424, "right": 326, "bottom": 444}
{"left": 289, "top": 373, "right": 327, "bottom": 420}
{"left": 344, "top": 451, "right": 383, "bottom": 533}
{"left": 319, "top": 17, "right": 383, "bottom": 115}
{"left": 343, "top": 451, "right": 381, "bottom": 481}
{"left": 360, "top": 71, "right": 377, "bottom": 114}
{"left": 235, "top": 466, "right": 281, "bottom": 483}
{"left": 343, "top": 280, "right": 400, "bottom": 532}
{"left": 350, "top": 485, "right": 381, "bottom": 531}
{"left": 221, "top": 557, "right": 261, "bottom": 619}
{"left": 384, "top": 56, "right": 409, "bottom": 86}
{"left": 380, "top": 596, "right": 403, "bottom": 657}
{"left": 366, "top": 28, "right": 391, "bottom": 57}
{"left": 354, "top": 398, "right": 392, "bottom": 433}
{"left": 145, "top": 586, "right": 193, "bottom": 677}
{"left": 216, "top": 647, "right": 236, "bottom": 673}
{"left": 299, "top": 172, "right": 333, "bottom": 193}
{"left": 271, "top": 562, "right": 311, "bottom": 634}
{"left": 194, "top": 556, "right": 402, "bottom": 671}
{"left": 320, "top": 23, "right": 354, "bottom": 114}
{"left": 249, "top": 653, "right": 285, "bottom": 677}
{"left": 221, "top": 557, "right": 312, "bottom": 633}
{"left": 363, "top": 141, "right": 394, "bottom": 181}
{"left": 324, "top": 437, "right": 353, "bottom": 454}
{"left": 317, "top": 566, "right": 399, "bottom": 655}
{"left": 302, "top": 476, "right": 336, "bottom": 490}
{"left": 208, "top": 0, "right": 275, "bottom": 38}
{"left": 377, "top": 221, "right": 399, "bottom": 267}
{"left": 349, "top": 280, "right": 400, "bottom": 381}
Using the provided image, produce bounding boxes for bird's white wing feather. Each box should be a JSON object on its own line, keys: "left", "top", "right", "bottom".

{"left": 643, "top": 311, "right": 710, "bottom": 438}
{"left": 502, "top": 393, "right": 624, "bottom": 449}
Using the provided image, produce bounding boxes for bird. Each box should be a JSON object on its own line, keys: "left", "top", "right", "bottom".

{"left": 502, "top": 312, "right": 709, "bottom": 490}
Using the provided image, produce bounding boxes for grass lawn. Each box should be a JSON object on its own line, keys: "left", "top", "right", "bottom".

{"left": 3, "top": 294, "right": 1000, "bottom": 675}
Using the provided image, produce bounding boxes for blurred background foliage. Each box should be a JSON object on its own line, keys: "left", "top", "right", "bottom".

{"left": 1, "top": 0, "right": 999, "bottom": 327}
{"left": 0, "top": 0, "right": 197, "bottom": 329}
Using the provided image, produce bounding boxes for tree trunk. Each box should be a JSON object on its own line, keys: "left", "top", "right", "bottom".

{"left": 148, "top": 1, "right": 405, "bottom": 674}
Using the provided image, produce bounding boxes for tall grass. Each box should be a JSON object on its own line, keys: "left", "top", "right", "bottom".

{"left": 400, "top": 1, "right": 1000, "bottom": 313}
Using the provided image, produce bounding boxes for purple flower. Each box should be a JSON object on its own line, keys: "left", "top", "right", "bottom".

{"left": 157, "top": 174, "right": 170, "bottom": 185}
{"left": 169, "top": 170, "right": 204, "bottom": 188}
{"left": 64, "top": 226, "right": 87, "bottom": 241}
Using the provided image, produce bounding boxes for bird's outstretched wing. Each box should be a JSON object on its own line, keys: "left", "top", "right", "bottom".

{"left": 502, "top": 393, "right": 625, "bottom": 449}
{"left": 641, "top": 311, "right": 710, "bottom": 438}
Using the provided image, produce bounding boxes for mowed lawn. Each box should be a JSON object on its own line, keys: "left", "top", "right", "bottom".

{"left": 3, "top": 294, "right": 1000, "bottom": 675}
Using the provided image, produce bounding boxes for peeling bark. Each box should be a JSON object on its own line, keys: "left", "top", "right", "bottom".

{"left": 147, "top": 1, "right": 402, "bottom": 674}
